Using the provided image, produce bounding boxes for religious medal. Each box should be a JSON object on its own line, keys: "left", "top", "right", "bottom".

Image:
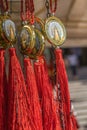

{"left": 20, "top": 0, "right": 45, "bottom": 59}
{"left": 20, "top": 24, "right": 36, "bottom": 54}
{"left": 0, "top": 0, "right": 16, "bottom": 48}
{"left": 45, "top": 0, "right": 66, "bottom": 47}
{"left": 27, "top": 0, "right": 45, "bottom": 59}
{"left": 19, "top": 0, "right": 36, "bottom": 55}
{"left": 1, "top": 16, "right": 16, "bottom": 45}
{"left": 45, "top": 16, "right": 66, "bottom": 46}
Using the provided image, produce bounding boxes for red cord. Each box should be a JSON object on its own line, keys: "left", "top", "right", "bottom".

{"left": 50, "top": 0, "right": 57, "bottom": 14}
{"left": 25, "top": 0, "right": 31, "bottom": 20}
{"left": 0, "top": 0, "right": 8, "bottom": 12}
{"left": 20, "top": 0, "right": 32, "bottom": 21}
{"left": 21, "top": 0, "right": 26, "bottom": 21}
{"left": 20, "top": 0, "right": 35, "bottom": 23}
{"left": 28, "top": 0, "right": 35, "bottom": 24}
{"left": 29, "top": 0, "right": 34, "bottom": 14}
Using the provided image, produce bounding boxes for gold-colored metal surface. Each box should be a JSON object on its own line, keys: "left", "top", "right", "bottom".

{"left": 0, "top": 14, "right": 16, "bottom": 48}
{"left": 28, "top": 28, "right": 45, "bottom": 59}
{"left": 20, "top": 25, "right": 36, "bottom": 54}
{"left": 45, "top": 16, "right": 66, "bottom": 47}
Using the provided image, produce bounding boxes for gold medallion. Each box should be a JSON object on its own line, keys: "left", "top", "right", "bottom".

{"left": 0, "top": 14, "right": 16, "bottom": 48}
{"left": 20, "top": 24, "right": 36, "bottom": 54}
{"left": 45, "top": 16, "right": 66, "bottom": 47}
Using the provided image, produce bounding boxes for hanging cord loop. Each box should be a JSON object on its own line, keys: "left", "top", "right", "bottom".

{"left": 49, "top": 0, "right": 57, "bottom": 14}
{"left": 28, "top": 0, "right": 35, "bottom": 25}
{"left": 21, "top": 0, "right": 30, "bottom": 21}
{"left": 0, "top": 0, "right": 8, "bottom": 13}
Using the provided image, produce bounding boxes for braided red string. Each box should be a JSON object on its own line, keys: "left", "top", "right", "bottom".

{"left": 50, "top": 0, "right": 57, "bottom": 13}
{"left": 28, "top": 0, "right": 35, "bottom": 24}
{"left": 21, "top": 0, "right": 26, "bottom": 21}
{"left": 21, "top": 0, "right": 30, "bottom": 21}
{"left": 1, "top": 0, "right": 8, "bottom": 12}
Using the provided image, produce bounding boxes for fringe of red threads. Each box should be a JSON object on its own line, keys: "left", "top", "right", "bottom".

{"left": 70, "top": 114, "right": 78, "bottom": 130}
{"left": 0, "top": 49, "right": 7, "bottom": 130}
{"left": 55, "top": 49, "right": 71, "bottom": 130}
{"left": 24, "top": 58, "right": 43, "bottom": 130}
{"left": 7, "top": 48, "right": 31, "bottom": 130}
{"left": 34, "top": 57, "right": 62, "bottom": 130}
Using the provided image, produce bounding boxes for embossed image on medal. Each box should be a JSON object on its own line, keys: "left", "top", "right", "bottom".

{"left": 20, "top": 25, "right": 36, "bottom": 54}
{"left": 20, "top": 28, "right": 30, "bottom": 49}
{"left": 2, "top": 19, "right": 16, "bottom": 43}
{"left": 45, "top": 16, "right": 66, "bottom": 46}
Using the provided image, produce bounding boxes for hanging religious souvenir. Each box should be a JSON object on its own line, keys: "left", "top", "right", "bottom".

{"left": 45, "top": 0, "right": 66, "bottom": 47}
{"left": 44, "top": 1, "right": 71, "bottom": 130}
{"left": 28, "top": 0, "right": 45, "bottom": 59}
{"left": 0, "top": 0, "right": 16, "bottom": 130}
{"left": 20, "top": 0, "right": 45, "bottom": 59}
{"left": 7, "top": 0, "right": 34, "bottom": 129}
{"left": 0, "top": 0, "right": 16, "bottom": 48}
{"left": 20, "top": 1, "right": 43, "bottom": 130}
{"left": 20, "top": 0, "right": 36, "bottom": 55}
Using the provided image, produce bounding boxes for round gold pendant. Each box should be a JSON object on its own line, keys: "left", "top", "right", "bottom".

{"left": 45, "top": 16, "right": 66, "bottom": 46}
{"left": 28, "top": 28, "right": 45, "bottom": 59}
{"left": 0, "top": 15, "right": 16, "bottom": 48}
{"left": 2, "top": 19, "right": 16, "bottom": 44}
{"left": 20, "top": 25, "right": 36, "bottom": 54}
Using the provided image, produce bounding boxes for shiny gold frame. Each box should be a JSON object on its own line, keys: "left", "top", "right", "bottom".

{"left": 0, "top": 15, "right": 16, "bottom": 47}
{"left": 45, "top": 16, "right": 66, "bottom": 47}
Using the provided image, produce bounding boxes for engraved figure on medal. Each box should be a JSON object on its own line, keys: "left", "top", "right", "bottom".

{"left": 45, "top": 17, "right": 66, "bottom": 46}
{"left": 47, "top": 21, "right": 63, "bottom": 41}
{"left": 3, "top": 19, "right": 16, "bottom": 42}
{"left": 20, "top": 29, "right": 30, "bottom": 49}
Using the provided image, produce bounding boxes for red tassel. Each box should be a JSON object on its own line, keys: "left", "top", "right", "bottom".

{"left": 24, "top": 58, "right": 43, "bottom": 130}
{"left": 70, "top": 114, "right": 78, "bottom": 130}
{"left": 55, "top": 49, "right": 71, "bottom": 130}
{"left": 7, "top": 48, "right": 31, "bottom": 130}
{"left": 0, "top": 49, "right": 7, "bottom": 130}
{"left": 34, "top": 58, "right": 62, "bottom": 130}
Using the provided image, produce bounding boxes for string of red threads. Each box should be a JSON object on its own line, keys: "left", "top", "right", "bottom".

{"left": 0, "top": 0, "right": 8, "bottom": 12}
{"left": 20, "top": 0, "right": 34, "bottom": 24}
{"left": 49, "top": 0, "right": 57, "bottom": 13}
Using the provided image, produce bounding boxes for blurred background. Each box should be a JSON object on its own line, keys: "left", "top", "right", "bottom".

{"left": 8, "top": 0, "right": 87, "bottom": 129}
